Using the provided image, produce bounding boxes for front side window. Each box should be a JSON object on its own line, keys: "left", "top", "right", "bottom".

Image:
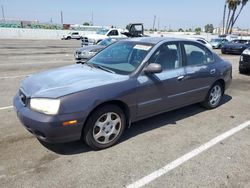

{"left": 149, "top": 43, "right": 181, "bottom": 70}
{"left": 184, "top": 43, "right": 213, "bottom": 66}
{"left": 89, "top": 41, "right": 153, "bottom": 75}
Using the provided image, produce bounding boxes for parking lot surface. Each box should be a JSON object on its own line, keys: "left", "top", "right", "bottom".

{"left": 0, "top": 39, "right": 249, "bottom": 188}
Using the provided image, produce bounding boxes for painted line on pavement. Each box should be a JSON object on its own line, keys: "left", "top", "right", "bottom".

{"left": 0, "top": 106, "right": 13, "bottom": 111}
{"left": 127, "top": 120, "right": 250, "bottom": 188}
{"left": 0, "top": 61, "right": 70, "bottom": 66}
{"left": 0, "top": 74, "right": 30, "bottom": 79}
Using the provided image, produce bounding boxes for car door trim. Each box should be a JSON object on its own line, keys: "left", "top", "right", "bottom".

{"left": 168, "top": 86, "right": 210, "bottom": 99}
{"left": 138, "top": 98, "right": 163, "bottom": 108}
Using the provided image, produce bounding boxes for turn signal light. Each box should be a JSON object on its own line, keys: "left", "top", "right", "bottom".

{"left": 63, "top": 120, "right": 78, "bottom": 126}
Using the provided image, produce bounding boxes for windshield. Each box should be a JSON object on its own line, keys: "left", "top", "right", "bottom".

{"left": 211, "top": 39, "right": 222, "bottom": 42}
{"left": 98, "top": 39, "right": 115, "bottom": 46}
{"left": 96, "top": 29, "right": 109, "bottom": 35}
{"left": 231, "top": 40, "right": 247, "bottom": 44}
{"left": 88, "top": 41, "right": 153, "bottom": 75}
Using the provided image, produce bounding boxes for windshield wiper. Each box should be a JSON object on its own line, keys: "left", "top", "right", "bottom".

{"left": 92, "top": 64, "right": 115, "bottom": 74}
{"left": 82, "top": 62, "right": 115, "bottom": 73}
{"left": 82, "top": 61, "right": 95, "bottom": 68}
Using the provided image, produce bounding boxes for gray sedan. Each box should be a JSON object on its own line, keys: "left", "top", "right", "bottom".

{"left": 75, "top": 38, "right": 117, "bottom": 63}
{"left": 14, "top": 37, "right": 232, "bottom": 150}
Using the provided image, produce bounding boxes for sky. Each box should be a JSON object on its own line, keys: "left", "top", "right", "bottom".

{"left": 0, "top": 0, "right": 249, "bottom": 29}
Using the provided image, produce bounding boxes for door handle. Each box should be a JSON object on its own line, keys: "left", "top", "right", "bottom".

{"left": 210, "top": 69, "right": 216, "bottom": 75}
{"left": 177, "top": 75, "right": 185, "bottom": 81}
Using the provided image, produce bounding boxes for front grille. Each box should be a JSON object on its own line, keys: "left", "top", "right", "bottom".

{"left": 81, "top": 37, "right": 89, "bottom": 45}
{"left": 243, "top": 54, "right": 250, "bottom": 62}
{"left": 19, "top": 90, "right": 27, "bottom": 106}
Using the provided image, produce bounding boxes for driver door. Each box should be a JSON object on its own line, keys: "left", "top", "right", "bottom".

{"left": 136, "top": 42, "right": 188, "bottom": 118}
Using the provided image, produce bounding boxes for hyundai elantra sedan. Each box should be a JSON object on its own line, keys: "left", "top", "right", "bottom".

{"left": 14, "top": 37, "right": 232, "bottom": 150}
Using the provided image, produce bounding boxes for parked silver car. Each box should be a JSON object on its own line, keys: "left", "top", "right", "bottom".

{"left": 210, "top": 38, "right": 228, "bottom": 49}
{"left": 14, "top": 37, "right": 232, "bottom": 150}
{"left": 75, "top": 38, "right": 117, "bottom": 63}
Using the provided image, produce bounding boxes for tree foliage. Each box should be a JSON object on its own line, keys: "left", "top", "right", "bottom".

{"left": 178, "top": 28, "right": 184, "bottom": 32}
{"left": 195, "top": 27, "right": 201, "bottom": 34}
{"left": 205, "top": 24, "right": 214, "bottom": 33}
{"left": 222, "top": 0, "right": 249, "bottom": 34}
{"left": 83, "top": 22, "right": 90, "bottom": 26}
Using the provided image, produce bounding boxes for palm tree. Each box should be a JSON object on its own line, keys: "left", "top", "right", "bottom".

{"left": 222, "top": 0, "right": 228, "bottom": 34}
{"left": 230, "top": 0, "right": 249, "bottom": 33}
{"left": 228, "top": 0, "right": 241, "bottom": 34}
{"left": 225, "top": 0, "right": 235, "bottom": 34}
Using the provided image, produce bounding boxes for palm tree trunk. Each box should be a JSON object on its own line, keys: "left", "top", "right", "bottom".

{"left": 225, "top": 9, "right": 231, "bottom": 34}
{"left": 229, "top": 7, "right": 237, "bottom": 34}
{"left": 222, "top": 1, "right": 227, "bottom": 34}
{"left": 231, "top": 6, "right": 244, "bottom": 30}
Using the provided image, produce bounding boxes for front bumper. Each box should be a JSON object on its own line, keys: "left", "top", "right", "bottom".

{"left": 13, "top": 94, "right": 85, "bottom": 143}
{"left": 239, "top": 54, "right": 250, "bottom": 70}
{"left": 211, "top": 43, "right": 220, "bottom": 49}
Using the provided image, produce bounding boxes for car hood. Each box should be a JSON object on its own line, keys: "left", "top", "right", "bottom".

{"left": 85, "top": 34, "right": 107, "bottom": 40}
{"left": 211, "top": 41, "right": 220, "bottom": 45}
{"left": 75, "top": 45, "right": 104, "bottom": 53}
{"left": 21, "top": 64, "right": 129, "bottom": 98}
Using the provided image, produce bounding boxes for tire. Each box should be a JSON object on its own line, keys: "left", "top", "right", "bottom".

{"left": 202, "top": 82, "right": 224, "bottom": 109}
{"left": 239, "top": 67, "right": 246, "bottom": 74}
{"left": 66, "top": 36, "right": 71, "bottom": 40}
{"left": 83, "top": 105, "right": 126, "bottom": 150}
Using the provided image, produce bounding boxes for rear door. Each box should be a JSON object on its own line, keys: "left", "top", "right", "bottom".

{"left": 181, "top": 41, "right": 217, "bottom": 103}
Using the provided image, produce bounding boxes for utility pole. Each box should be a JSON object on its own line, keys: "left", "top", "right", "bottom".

{"left": 60, "top": 11, "right": 63, "bottom": 25}
{"left": 91, "top": 10, "right": 94, "bottom": 26}
{"left": 158, "top": 17, "right": 160, "bottom": 31}
{"left": 1, "top": 5, "right": 5, "bottom": 22}
{"left": 152, "top": 15, "right": 156, "bottom": 30}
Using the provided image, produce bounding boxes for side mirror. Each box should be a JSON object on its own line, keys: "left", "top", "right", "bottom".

{"left": 144, "top": 63, "right": 162, "bottom": 74}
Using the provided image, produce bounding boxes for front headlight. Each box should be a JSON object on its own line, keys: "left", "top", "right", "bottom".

{"left": 30, "top": 98, "right": 60, "bottom": 115}
{"left": 242, "top": 48, "right": 250, "bottom": 55}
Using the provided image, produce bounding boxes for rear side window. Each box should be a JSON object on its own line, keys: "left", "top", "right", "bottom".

{"left": 197, "top": 39, "right": 206, "bottom": 44}
{"left": 183, "top": 43, "right": 213, "bottom": 66}
{"left": 108, "top": 30, "right": 119, "bottom": 36}
{"left": 150, "top": 42, "right": 182, "bottom": 70}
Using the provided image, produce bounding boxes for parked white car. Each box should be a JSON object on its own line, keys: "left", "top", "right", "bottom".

{"left": 62, "top": 32, "right": 82, "bottom": 40}
{"left": 82, "top": 28, "right": 127, "bottom": 45}
{"left": 189, "top": 38, "right": 213, "bottom": 50}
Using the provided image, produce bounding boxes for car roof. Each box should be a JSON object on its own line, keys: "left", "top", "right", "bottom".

{"left": 123, "top": 37, "right": 190, "bottom": 45}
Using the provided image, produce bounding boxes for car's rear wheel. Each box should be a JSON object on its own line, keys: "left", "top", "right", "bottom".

{"left": 83, "top": 105, "right": 126, "bottom": 150}
{"left": 202, "top": 82, "right": 224, "bottom": 109}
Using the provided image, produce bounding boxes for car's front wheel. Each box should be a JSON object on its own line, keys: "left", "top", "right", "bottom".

{"left": 239, "top": 66, "right": 247, "bottom": 74}
{"left": 202, "top": 82, "right": 224, "bottom": 109}
{"left": 83, "top": 105, "right": 126, "bottom": 150}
